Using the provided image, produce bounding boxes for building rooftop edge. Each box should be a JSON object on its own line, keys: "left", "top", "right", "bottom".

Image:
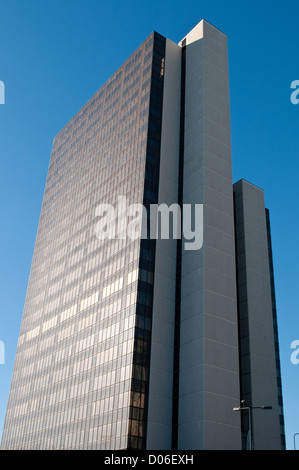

{"left": 233, "top": 178, "right": 265, "bottom": 193}
{"left": 178, "top": 19, "right": 227, "bottom": 46}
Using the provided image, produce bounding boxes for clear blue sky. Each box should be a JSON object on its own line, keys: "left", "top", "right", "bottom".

{"left": 0, "top": 0, "right": 298, "bottom": 450}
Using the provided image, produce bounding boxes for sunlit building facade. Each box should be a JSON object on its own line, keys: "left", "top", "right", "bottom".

{"left": 1, "top": 20, "right": 285, "bottom": 450}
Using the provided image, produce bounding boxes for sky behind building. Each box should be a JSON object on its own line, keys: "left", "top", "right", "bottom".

{"left": 0, "top": 0, "right": 298, "bottom": 450}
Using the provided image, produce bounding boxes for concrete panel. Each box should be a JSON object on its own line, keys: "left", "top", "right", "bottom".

{"left": 146, "top": 37, "right": 182, "bottom": 450}
{"left": 179, "top": 19, "right": 241, "bottom": 450}
{"left": 233, "top": 179, "right": 283, "bottom": 449}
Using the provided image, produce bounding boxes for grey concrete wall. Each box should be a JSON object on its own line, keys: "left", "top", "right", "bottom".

{"left": 234, "top": 179, "right": 282, "bottom": 450}
{"left": 146, "top": 38, "right": 182, "bottom": 450}
{"left": 179, "top": 20, "right": 241, "bottom": 450}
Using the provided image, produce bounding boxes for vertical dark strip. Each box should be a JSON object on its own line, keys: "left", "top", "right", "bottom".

{"left": 127, "top": 33, "right": 166, "bottom": 450}
{"left": 171, "top": 43, "right": 186, "bottom": 450}
{"left": 265, "top": 209, "right": 286, "bottom": 450}
{"left": 233, "top": 187, "right": 251, "bottom": 450}
{"left": 233, "top": 190, "right": 247, "bottom": 449}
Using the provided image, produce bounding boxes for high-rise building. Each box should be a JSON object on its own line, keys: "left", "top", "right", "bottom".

{"left": 233, "top": 180, "right": 285, "bottom": 450}
{"left": 1, "top": 20, "right": 285, "bottom": 450}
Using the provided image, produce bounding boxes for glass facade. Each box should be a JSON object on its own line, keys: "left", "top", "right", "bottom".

{"left": 127, "top": 33, "right": 166, "bottom": 450}
{"left": 1, "top": 33, "right": 164, "bottom": 450}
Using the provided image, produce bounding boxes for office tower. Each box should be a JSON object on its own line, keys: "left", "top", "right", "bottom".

{"left": 233, "top": 180, "right": 285, "bottom": 450}
{"left": 1, "top": 20, "right": 284, "bottom": 450}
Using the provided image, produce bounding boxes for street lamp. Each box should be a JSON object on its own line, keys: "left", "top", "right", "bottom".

{"left": 233, "top": 400, "right": 273, "bottom": 450}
